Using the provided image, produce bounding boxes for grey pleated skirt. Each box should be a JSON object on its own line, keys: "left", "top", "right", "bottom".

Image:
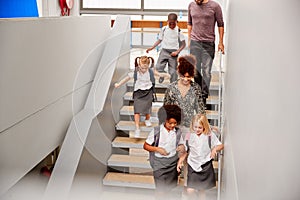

{"left": 187, "top": 160, "right": 216, "bottom": 190}
{"left": 133, "top": 88, "right": 153, "bottom": 114}
{"left": 152, "top": 154, "right": 179, "bottom": 191}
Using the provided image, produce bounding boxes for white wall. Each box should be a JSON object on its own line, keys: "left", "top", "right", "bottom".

{"left": 0, "top": 16, "right": 111, "bottom": 195}
{"left": 221, "top": 0, "right": 300, "bottom": 200}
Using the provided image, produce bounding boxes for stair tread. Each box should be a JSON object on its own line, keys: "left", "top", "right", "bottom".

{"left": 120, "top": 106, "right": 219, "bottom": 119}
{"left": 129, "top": 131, "right": 149, "bottom": 138}
{"left": 108, "top": 154, "right": 151, "bottom": 168}
{"left": 103, "top": 172, "right": 155, "bottom": 189}
{"left": 112, "top": 137, "right": 146, "bottom": 148}
{"left": 116, "top": 121, "right": 158, "bottom": 132}
{"left": 130, "top": 148, "right": 149, "bottom": 156}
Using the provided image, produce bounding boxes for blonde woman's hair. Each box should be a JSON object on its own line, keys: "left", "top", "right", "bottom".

{"left": 190, "top": 114, "right": 211, "bottom": 135}
{"left": 134, "top": 56, "right": 154, "bottom": 69}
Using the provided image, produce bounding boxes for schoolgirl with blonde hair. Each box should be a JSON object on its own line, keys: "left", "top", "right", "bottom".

{"left": 115, "top": 56, "right": 158, "bottom": 137}
{"left": 189, "top": 113, "right": 211, "bottom": 135}
{"left": 177, "top": 113, "right": 224, "bottom": 200}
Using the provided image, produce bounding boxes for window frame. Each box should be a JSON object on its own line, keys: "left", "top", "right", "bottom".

{"left": 80, "top": 0, "right": 188, "bottom": 17}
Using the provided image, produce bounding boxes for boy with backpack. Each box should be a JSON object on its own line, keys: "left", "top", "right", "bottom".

{"left": 143, "top": 104, "right": 185, "bottom": 199}
{"left": 146, "top": 13, "right": 186, "bottom": 83}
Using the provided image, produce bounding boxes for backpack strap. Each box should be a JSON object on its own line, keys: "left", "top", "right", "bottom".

{"left": 161, "top": 26, "right": 167, "bottom": 39}
{"left": 162, "top": 26, "right": 181, "bottom": 46}
{"left": 208, "top": 133, "right": 212, "bottom": 149}
{"left": 152, "top": 126, "right": 160, "bottom": 147}
{"left": 149, "top": 68, "right": 155, "bottom": 84}
{"left": 178, "top": 28, "right": 182, "bottom": 44}
{"left": 185, "top": 132, "right": 191, "bottom": 153}
{"left": 175, "top": 127, "right": 182, "bottom": 147}
{"left": 133, "top": 68, "right": 138, "bottom": 85}
{"left": 149, "top": 126, "right": 160, "bottom": 168}
{"left": 149, "top": 68, "right": 157, "bottom": 102}
{"left": 152, "top": 126, "right": 181, "bottom": 147}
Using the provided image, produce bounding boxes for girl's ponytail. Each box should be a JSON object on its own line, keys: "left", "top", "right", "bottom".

{"left": 136, "top": 56, "right": 155, "bottom": 69}
{"left": 148, "top": 56, "right": 155, "bottom": 68}
{"left": 134, "top": 56, "right": 140, "bottom": 69}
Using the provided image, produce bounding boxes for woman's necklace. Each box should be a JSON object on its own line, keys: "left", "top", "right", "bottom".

{"left": 178, "top": 80, "right": 191, "bottom": 97}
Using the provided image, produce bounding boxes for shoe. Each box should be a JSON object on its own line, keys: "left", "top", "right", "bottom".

{"left": 159, "top": 76, "right": 164, "bottom": 83}
{"left": 134, "top": 129, "right": 140, "bottom": 137}
{"left": 145, "top": 120, "right": 152, "bottom": 127}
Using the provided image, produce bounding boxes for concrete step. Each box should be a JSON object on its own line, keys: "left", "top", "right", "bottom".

{"left": 119, "top": 106, "right": 219, "bottom": 119}
{"left": 103, "top": 172, "right": 155, "bottom": 189}
{"left": 124, "top": 92, "right": 219, "bottom": 105}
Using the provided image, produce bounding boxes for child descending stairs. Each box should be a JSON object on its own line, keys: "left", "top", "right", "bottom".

{"left": 103, "top": 72, "right": 220, "bottom": 189}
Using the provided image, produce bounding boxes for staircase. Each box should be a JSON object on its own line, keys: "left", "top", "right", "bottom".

{"left": 103, "top": 71, "right": 221, "bottom": 189}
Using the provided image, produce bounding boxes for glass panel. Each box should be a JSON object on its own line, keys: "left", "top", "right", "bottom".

{"left": 143, "top": 32, "right": 159, "bottom": 46}
{"left": 131, "top": 32, "right": 142, "bottom": 46}
{"left": 83, "top": 0, "right": 141, "bottom": 9}
{"left": 143, "top": 15, "right": 168, "bottom": 21}
{"left": 130, "top": 15, "right": 142, "bottom": 20}
{"left": 144, "top": 0, "right": 189, "bottom": 10}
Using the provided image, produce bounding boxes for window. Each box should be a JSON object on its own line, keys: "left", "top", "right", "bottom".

{"left": 144, "top": 0, "right": 189, "bottom": 9}
{"left": 80, "top": 0, "right": 191, "bottom": 16}
{"left": 82, "top": 0, "right": 141, "bottom": 9}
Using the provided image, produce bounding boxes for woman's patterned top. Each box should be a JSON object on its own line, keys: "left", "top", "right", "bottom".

{"left": 163, "top": 80, "right": 205, "bottom": 127}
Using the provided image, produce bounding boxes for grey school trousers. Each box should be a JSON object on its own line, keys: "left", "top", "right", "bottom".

{"left": 156, "top": 48, "right": 178, "bottom": 83}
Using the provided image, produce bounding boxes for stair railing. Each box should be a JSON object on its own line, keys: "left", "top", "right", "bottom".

{"left": 217, "top": 50, "right": 225, "bottom": 200}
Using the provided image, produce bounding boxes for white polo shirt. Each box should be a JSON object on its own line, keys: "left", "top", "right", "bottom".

{"left": 187, "top": 132, "right": 222, "bottom": 172}
{"left": 159, "top": 26, "right": 185, "bottom": 50}
{"left": 146, "top": 124, "right": 184, "bottom": 158}
{"left": 128, "top": 70, "right": 152, "bottom": 91}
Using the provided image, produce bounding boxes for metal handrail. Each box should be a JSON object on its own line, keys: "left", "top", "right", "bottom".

{"left": 217, "top": 50, "right": 225, "bottom": 200}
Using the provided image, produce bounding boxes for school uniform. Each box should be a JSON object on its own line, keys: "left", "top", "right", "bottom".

{"left": 186, "top": 132, "right": 222, "bottom": 190}
{"left": 128, "top": 70, "right": 153, "bottom": 114}
{"left": 156, "top": 26, "right": 185, "bottom": 82}
{"left": 145, "top": 124, "right": 184, "bottom": 191}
